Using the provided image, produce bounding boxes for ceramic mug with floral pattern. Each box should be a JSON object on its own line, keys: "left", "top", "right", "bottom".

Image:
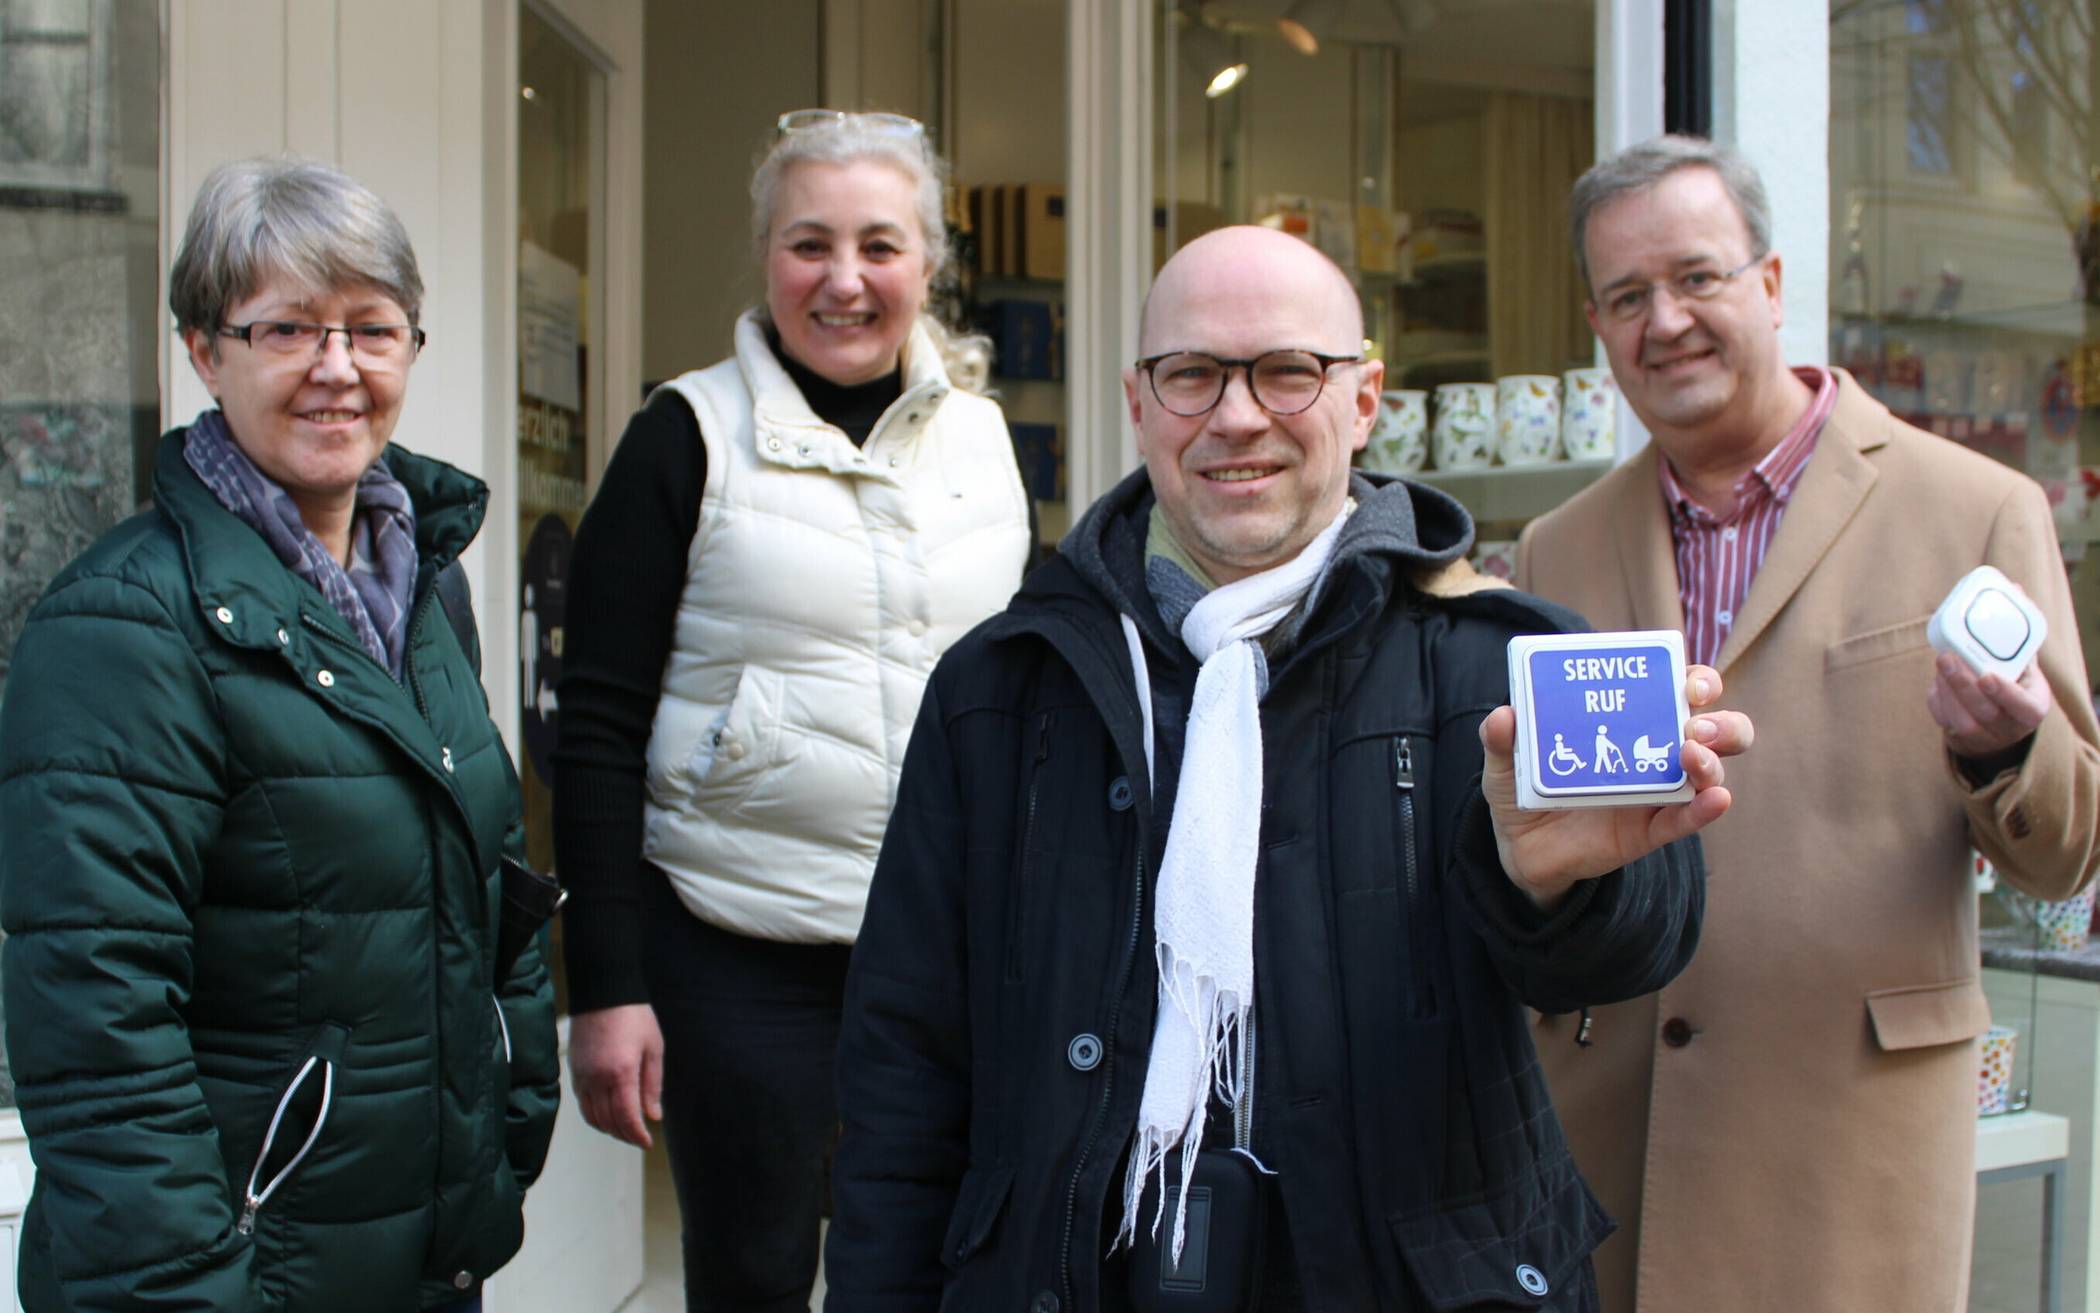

{"left": 1364, "top": 389, "right": 1429, "bottom": 474}
{"left": 1978, "top": 1024, "right": 2017, "bottom": 1115}
{"left": 1432, "top": 383, "right": 1496, "bottom": 471}
{"left": 1561, "top": 367, "right": 1617, "bottom": 462}
{"left": 1496, "top": 375, "right": 1562, "bottom": 466}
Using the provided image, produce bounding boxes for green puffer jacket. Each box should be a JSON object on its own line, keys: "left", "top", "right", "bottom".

{"left": 0, "top": 428, "right": 560, "bottom": 1312}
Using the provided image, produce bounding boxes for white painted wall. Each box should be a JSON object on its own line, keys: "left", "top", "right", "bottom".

{"left": 1711, "top": 0, "right": 1829, "bottom": 368}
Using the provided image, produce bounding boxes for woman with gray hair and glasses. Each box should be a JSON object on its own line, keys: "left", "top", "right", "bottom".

{"left": 553, "top": 109, "right": 1031, "bottom": 1311}
{"left": 0, "top": 156, "right": 557, "bottom": 1312}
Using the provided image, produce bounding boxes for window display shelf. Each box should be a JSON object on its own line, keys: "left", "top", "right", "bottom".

{"left": 1412, "top": 459, "right": 1611, "bottom": 525}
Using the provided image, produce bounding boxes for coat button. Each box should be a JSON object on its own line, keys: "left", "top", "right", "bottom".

{"left": 275, "top": 628, "right": 289, "bottom": 646}
{"left": 214, "top": 606, "right": 233, "bottom": 624}
{"left": 888, "top": 455, "right": 900, "bottom": 467}
{"left": 1068, "top": 1033, "right": 1102, "bottom": 1071}
{"left": 726, "top": 741, "right": 747, "bottom": 762}
{"left": 316, "top": 669, "right": 335, "bottom": 688}
{"left": 1516, "top": 1263, "right": 1548, "bottom": 1295}
{"left": 453, "top": 1270, "right": 473, "bottom": 1290}
{"left": 1031, "top": 1293, "right": 1059, "bottom": 1313}
{"left": 1661, "top": 1016, "right": 1694, "bottom": 1048}
{"left": 909, "top": 618, "right": 928, "bottom": 637}
{"left": 1107, "top": 777, "right": 1133, "bottom": 811}
{"left": 798, "top": 444, "right": 812, "bottom": 457}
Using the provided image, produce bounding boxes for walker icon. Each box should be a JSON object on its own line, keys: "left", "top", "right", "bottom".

{"left": 1507, "top": 631, "right": 1693, "bottom": 810}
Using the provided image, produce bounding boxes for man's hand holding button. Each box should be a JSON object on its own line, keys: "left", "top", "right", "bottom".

{"left": 1930, "top": 651, "right": 2051, "bottom": 761}
{"left": 1479, "top": 664, "right": 1754, "bottom": 910}
{"left": 1926, "top": 568, "right": 2053, "bottom": 764}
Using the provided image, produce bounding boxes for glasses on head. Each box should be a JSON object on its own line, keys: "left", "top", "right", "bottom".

{"left": 219, "top": 320, "right": 426, "bottom": 367}
{"left": 776, "top": 109, "right": 926, "bottom": 140}
{"left": 1595, "top": 255, "right": 1764, "bottom": 324}
{"left": 1136, "top": 349, "right": 1362, "bottom": 418}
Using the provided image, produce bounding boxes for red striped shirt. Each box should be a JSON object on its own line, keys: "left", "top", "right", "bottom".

{"left": 1659, "top": 367, "right": 1837, "bottom": 666}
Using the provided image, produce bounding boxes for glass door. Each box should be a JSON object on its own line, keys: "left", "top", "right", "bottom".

{"left": 516, "top": 2, "right": 607, "bottom": 1010}
{"left": 1154, "top": 0, "right": 1602, "bottom": 560}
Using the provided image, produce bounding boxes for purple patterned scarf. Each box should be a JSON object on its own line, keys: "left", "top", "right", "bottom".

{"left": 184, "top": 410, "right": 419, "bottom": 679}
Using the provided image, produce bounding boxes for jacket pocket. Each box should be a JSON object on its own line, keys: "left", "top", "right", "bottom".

{"left": 1392, "top": 734, "right": 1439, "bottom": 1018}
{"left": 1866, "top": 978, "right": 1991, "bottom": 1051}
{"left": 1387, "top": 1164, "right": 1611, "bottom": 1310}
{"left": 1826, "top": 615, "right": 1932, "bottom": 673}
{"left": 238, "top": 1022, "right": 352, "bottom": 1236}
{"left": 939, "top": 1164, "right": 1016, "bottom": 1271}
{"left": 685, "top": 665, "right": 782, "bottom": 810}
{"left": 492, "top": 993, "right": 512, "bottom": 1064}
{"left": 1005, "top": 712, "right": 1055, "bottom": 983}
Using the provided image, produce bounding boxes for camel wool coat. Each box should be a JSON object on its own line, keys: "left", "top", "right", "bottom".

{"left": 1514, "top": 369, "right": 2100, "bottom": 1313}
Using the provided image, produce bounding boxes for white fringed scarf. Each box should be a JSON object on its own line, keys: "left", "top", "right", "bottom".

{"left": 1114, "top": 510, "right": 1348, "bottom": 1262}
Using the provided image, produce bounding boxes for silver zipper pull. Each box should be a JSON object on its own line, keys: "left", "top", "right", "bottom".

{"left": 237, "top": 1195, "right": 261, "bottom": 1235}
{"left": 1394, "top": 736, "right": 1415, "bottom": 791}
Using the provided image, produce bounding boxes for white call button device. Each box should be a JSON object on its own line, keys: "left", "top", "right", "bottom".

{"left": 1928, "top": 565, "right": 2046, "bottom": 681}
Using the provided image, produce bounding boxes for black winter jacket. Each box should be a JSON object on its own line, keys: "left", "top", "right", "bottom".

{"left": 826, "top": 471, "right": 1704, "bottom": 1313}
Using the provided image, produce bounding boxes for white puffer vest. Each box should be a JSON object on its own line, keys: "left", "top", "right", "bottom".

{"left": 642, "top": 311, "right": 1032, "bottom": 942}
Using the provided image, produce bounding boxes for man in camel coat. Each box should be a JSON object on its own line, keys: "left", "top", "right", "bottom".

{"left": 1517, "top": 135, "right": 2100, "bottom": 1311}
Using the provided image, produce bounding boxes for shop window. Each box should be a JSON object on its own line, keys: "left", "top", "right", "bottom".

{"left": 1152, "top": 0, "right": 1600, "bottom": 571}
{"left": 2010, "top": 70, "right": 2046, "bottom": 189}
{"left": 1832, "top": 5, "right": 2100, "bottom": 1276}
{"left": 1906, "top": 53, "right": 1954, "bottom": 176}
{"left": 0, "top": 0, "right": 113, "bottom": 196}
{"left": 1905, "top": 0, "right": 1952, "bottom": 36}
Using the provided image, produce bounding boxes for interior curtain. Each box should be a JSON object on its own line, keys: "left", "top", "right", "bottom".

{"left": 1484, "top": 92, "right": 1595, "bottom": 379}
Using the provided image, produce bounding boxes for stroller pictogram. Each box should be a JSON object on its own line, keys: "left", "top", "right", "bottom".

{"left": 1630, "top": 735, "right": 1674, "bottom": 773}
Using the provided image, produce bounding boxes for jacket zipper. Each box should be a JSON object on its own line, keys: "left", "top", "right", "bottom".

{"left": 1058, "top": 844, "right": 1147, "bottom": 1307}
{"left": 237, "top": 1054, "right": 338, "bottom": 1235}
{"left": 491, "top": 993, "right": 512, "bottom": 1064}
{"left": 1006, "top": 713, "right": 1055, "bottom": 982}
{"left": 1394, "top": 735, "right": 1434, "bottom": 1015}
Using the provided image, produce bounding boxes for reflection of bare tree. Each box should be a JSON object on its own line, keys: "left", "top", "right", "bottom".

{"left": 1835, "top": 0, "right": 2099, "bottom": 293}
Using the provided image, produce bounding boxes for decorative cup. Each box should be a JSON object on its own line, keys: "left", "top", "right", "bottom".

{"left": 2033, "top": 884, "right": 2098, "bottom": 953}
{"left": 1561, "top": 367, "right": 1617, "bottom": 462}
{"left": 1972, "top": 849, "right": 1997, "bottom": 895}
{"left": 1978, "top": 1024, "right": 2018, "bottom": 1115}
{"left": 1364, "top": 389, "right": 1429, "bottom": 474}
{"left": 1432, "top": 383, "right": 1496, "bottom": 471}
{"left": 1495, "top": 375, "right": 1562, "bottom": 466}
{"left": 1472, "top": 539, "right": 1518, "bottom": 581}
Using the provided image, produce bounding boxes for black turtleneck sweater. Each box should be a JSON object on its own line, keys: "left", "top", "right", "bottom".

{"left": 552, "top": 344, "right": 903, "bottom": 1010}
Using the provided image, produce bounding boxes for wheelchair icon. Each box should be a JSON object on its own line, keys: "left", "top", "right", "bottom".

{"left": 1546, "top": 734, "right": 1584, "bottom": 777}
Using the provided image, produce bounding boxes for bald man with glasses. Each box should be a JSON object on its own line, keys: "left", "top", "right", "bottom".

{"left": 824, "top": 225, "right": 1750, "bottom": 1312}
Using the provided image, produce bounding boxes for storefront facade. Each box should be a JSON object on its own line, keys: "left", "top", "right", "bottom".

{"left": 14, "top": 1, "right": 2100, "bottom": 1309}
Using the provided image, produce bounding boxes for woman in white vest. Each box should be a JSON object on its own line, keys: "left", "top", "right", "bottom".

{"left": 552, "top": 110, "right": 1032, "bottom": 1311}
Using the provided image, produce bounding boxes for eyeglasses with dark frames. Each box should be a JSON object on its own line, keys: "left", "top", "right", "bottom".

{"left": 219, "top": 320, "right": 427, "bottom": 366}
{"left": 1135, "top": 349, "right": 1364, "bottom": 417}
{"left": 1595, "top": 254, "right": 1764, "bottom": 324}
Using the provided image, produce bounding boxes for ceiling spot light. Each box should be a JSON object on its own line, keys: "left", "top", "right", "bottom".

{"left": 1178, "top": 11, "right": 1249, "bottom": 99}
{"left": 1278, "top": 0, "right": 1344, "bottom": 55}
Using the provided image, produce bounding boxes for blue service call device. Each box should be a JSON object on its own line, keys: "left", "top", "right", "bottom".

{"left": 1507, "top": 630, "right": 1695, "bottom": 810}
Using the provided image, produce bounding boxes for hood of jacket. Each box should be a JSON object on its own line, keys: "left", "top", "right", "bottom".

{"left": 1052, "top": 464, "right": 1476, "bottom": 657}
